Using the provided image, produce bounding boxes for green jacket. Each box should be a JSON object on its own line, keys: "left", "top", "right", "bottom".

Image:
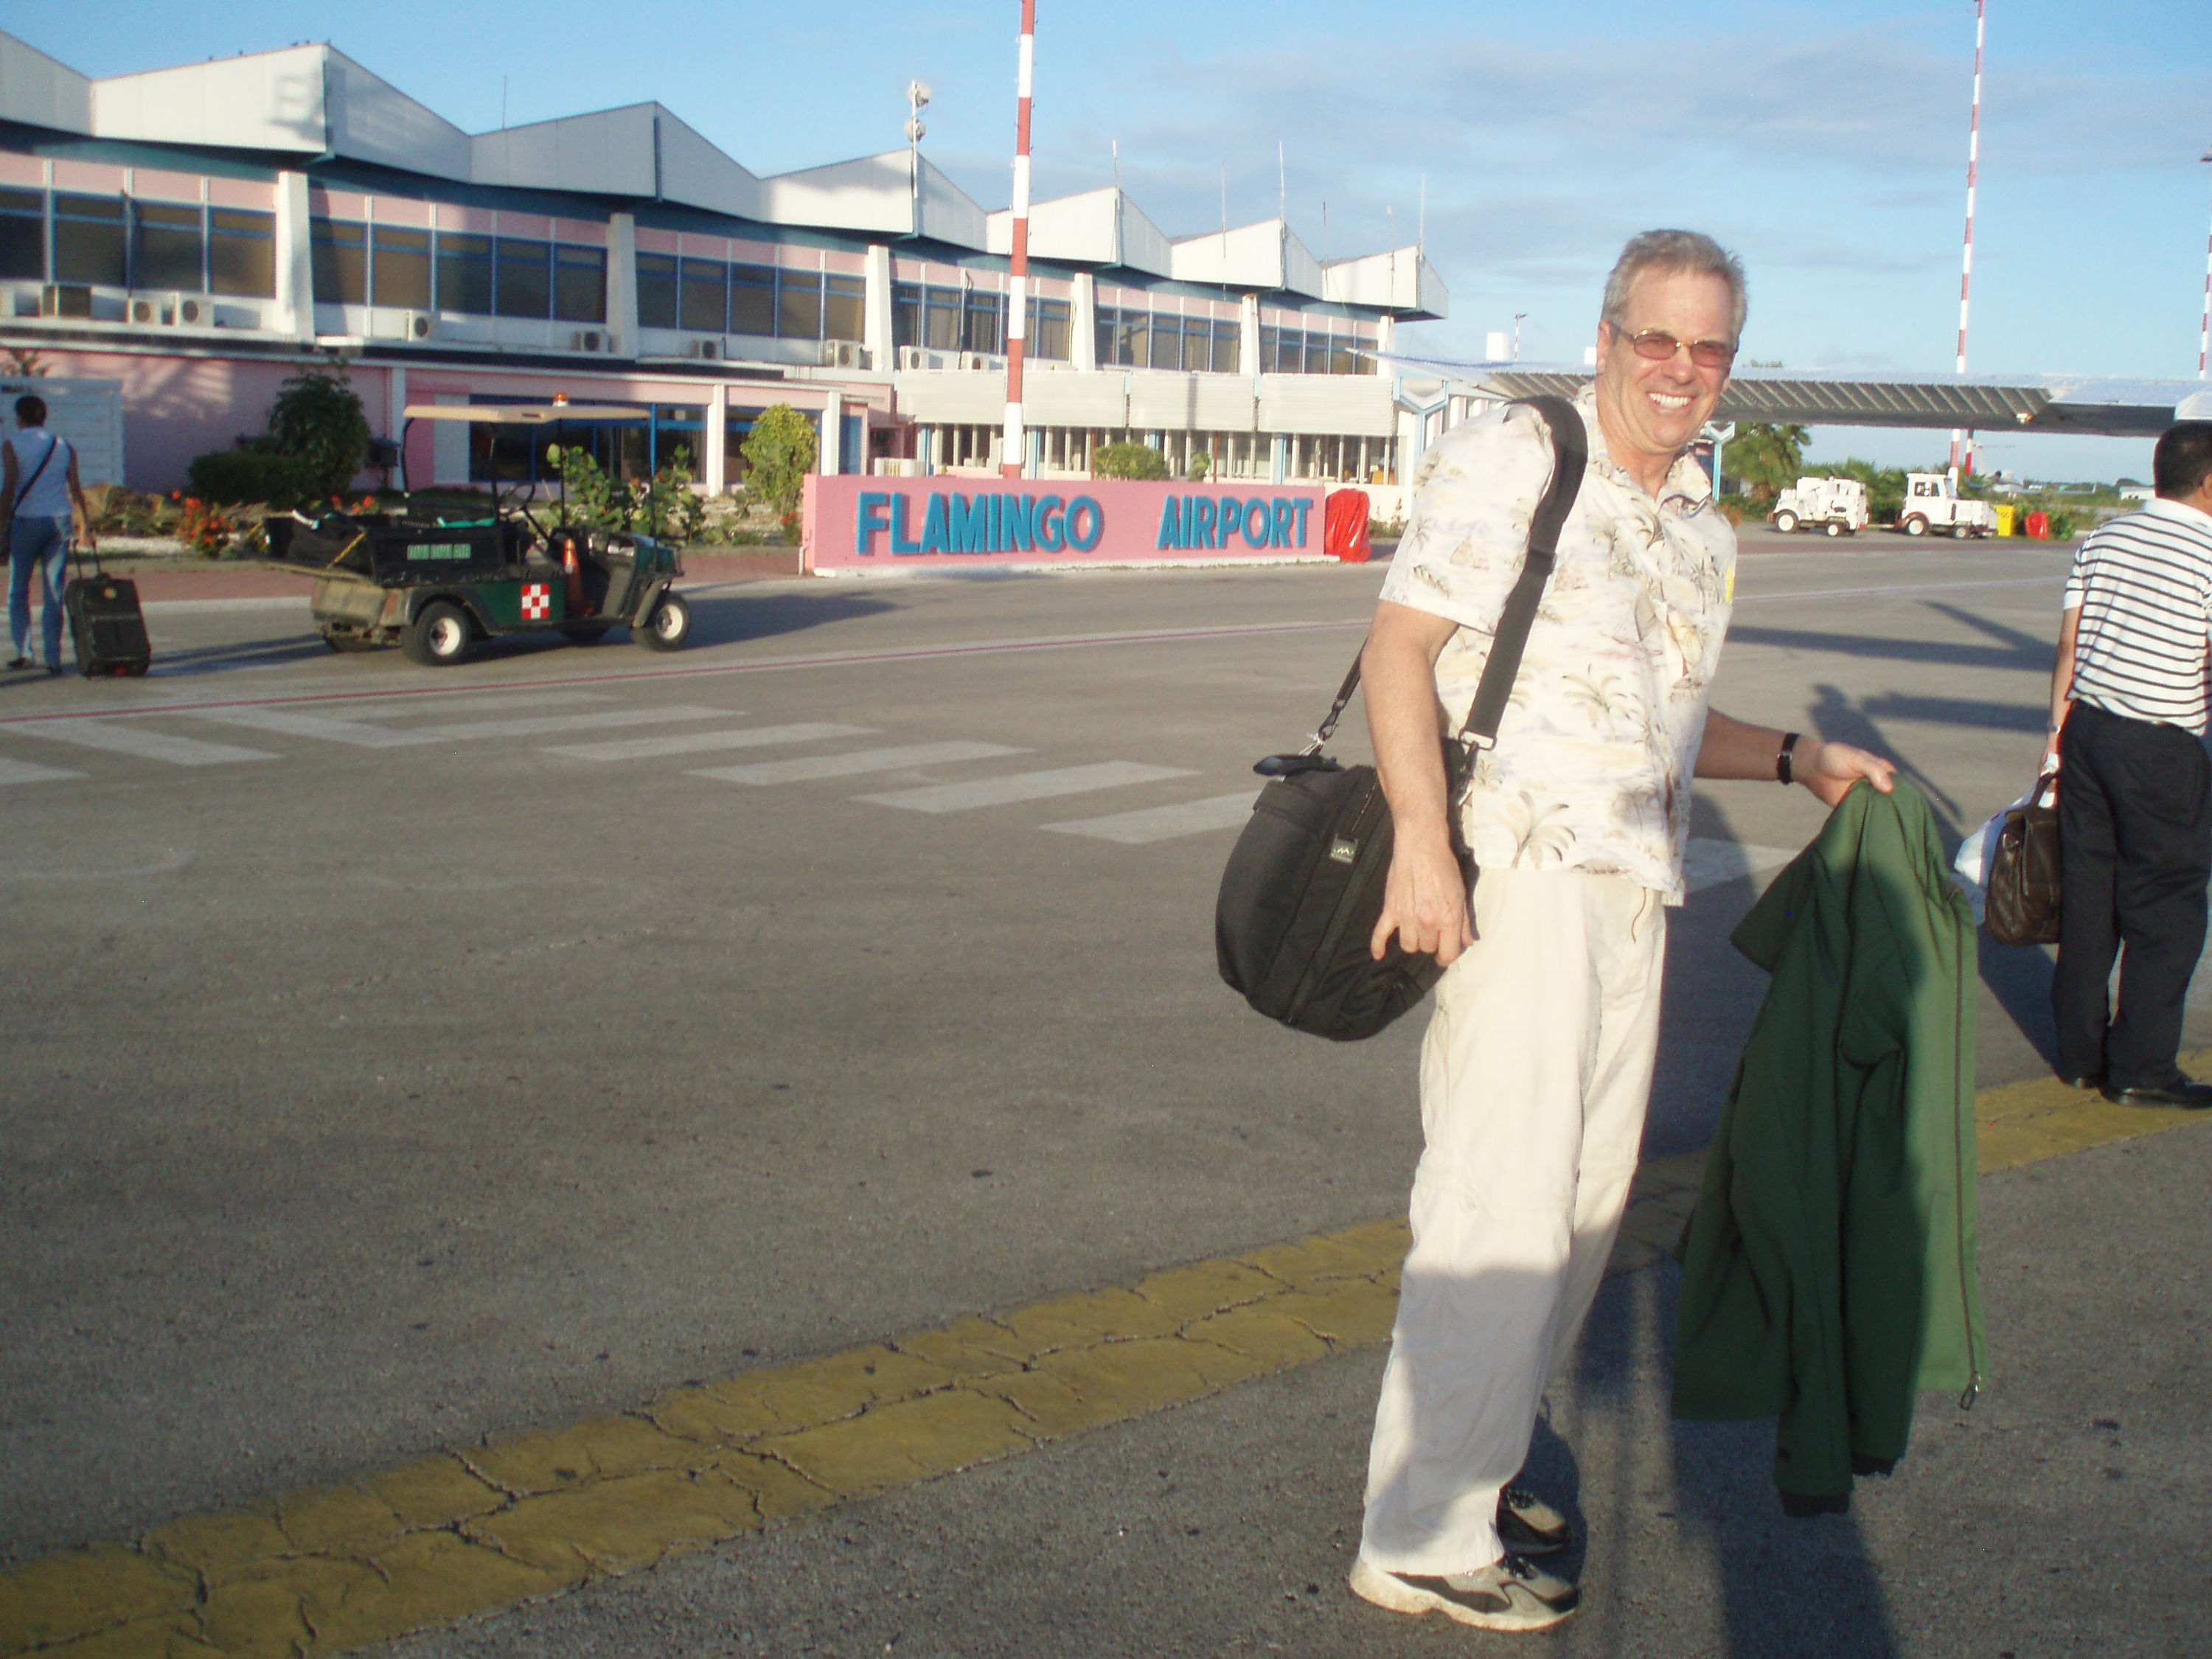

{"left": 1672, "top": 777, "right": 1986, "bottom": 1511}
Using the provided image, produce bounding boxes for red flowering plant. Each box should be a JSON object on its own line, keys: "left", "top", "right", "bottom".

{"left": 175, "top": 496, "right": 239, "bottom": 557}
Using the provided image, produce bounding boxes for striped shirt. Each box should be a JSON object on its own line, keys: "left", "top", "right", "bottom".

{"left": 2064, "top": 498, "right": 2212, "bottom": 735}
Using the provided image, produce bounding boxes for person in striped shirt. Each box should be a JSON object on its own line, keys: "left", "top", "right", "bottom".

{"left": 2045, "top": 421, "right": 2212, "bottom": 1107}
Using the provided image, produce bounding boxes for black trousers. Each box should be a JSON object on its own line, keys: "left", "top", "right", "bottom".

{"left": 2051, "top": 700, "right": 2212, "bottom": 1086}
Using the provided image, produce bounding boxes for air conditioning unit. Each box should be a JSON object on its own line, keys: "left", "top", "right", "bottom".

{"left": 399, "top": 310, "right": 434, "bottom": 341}
{"left": 571, "top": 329, "right": 605, "bottom": 352}
{"left": 821, "top": 339, "right": 869, "bottom": 369}
{"left": 39, "top": 285, "right": 92, "bottom": 319}
{"left": 897, "top": 345, "right": 955, "bottom": 372}
{"left": 956, "top": 351, "right": 1006, "bottom": 372}
{"left": 130, "top": 293, "right": 209, "bottom": 327}
{"left": 689, "top": 338, "right": 721, "bottom": 361}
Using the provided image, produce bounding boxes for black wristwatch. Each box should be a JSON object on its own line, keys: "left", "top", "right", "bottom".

{"left": 1777, "top": 732, "right": 1801, "bottom": 787}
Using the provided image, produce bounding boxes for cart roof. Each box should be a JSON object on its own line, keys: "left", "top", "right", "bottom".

{"left": 401, "top": 403, "right": 645, "bottom": 423}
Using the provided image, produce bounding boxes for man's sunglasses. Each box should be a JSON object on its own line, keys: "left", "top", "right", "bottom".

{"left": 1617, "top": 328, "right": 1736, "bottom": 369}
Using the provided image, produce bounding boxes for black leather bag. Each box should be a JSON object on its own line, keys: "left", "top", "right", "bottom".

{"left": 1214, "top": 396, "right": 1587, "bottom": 1040}
{"left": 1983, "top": 773, "right": 2061, "bottom": 946}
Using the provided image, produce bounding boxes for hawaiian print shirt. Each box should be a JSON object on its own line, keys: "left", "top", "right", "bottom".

{"left": 1376, "top": 389, "right": 1736, "bottom": 903}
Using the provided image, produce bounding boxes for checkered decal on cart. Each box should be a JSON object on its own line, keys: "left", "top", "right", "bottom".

{"left": 521, "top": 582, "right": 551, "bottom": 619}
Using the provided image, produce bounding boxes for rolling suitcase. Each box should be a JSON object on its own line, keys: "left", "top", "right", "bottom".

{"left": 63, "top": 545, "right": 151, "bottom": 678}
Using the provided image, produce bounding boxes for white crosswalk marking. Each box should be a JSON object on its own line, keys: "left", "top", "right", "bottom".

{"left": 860, "top": 762, "right": 1194, "bottom": 814}
{"left": 1044, "top": 790, "right": 1256, "bottom": 844}
{"left": 14, "top": 720, "right": 279, "bottom": 766}
{"left": 187, "top": 707, "right": 439, "bottom": 748}
{"left": 408, "top": 705, "right": 733, "bottom": 741}
{"left": 544, "top": 723, "right": 877, "bottom": 763}
{"left": 1682, "top": 837, "right": 1797, "bottom": 895}
{"left": 0, "top": 754, "right": 86, "bottom": 785}
{"left": 307, "top": 690, "right": 616, "bottom": 719}
{"left": 693, "top": 741, "right": 1026, "bottom": 786}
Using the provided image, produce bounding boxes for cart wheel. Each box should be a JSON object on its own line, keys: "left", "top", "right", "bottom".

{"left": 401, "top": 600, "right": 474, "bottom": 667}
{"left": 1825, "top": 520, "right": 1845, "bottom": 538}
{"left": 1773, "top": 511, "right": 1798, "bottom": 535}
{"left": 1902, "top": 515, "right": 1930, "bottom": 538}
{"left": 634, "top": 591, "right": 692, "bottom": 653}
{"left": 321, "top": 628, "right": 378, "bottom": 653}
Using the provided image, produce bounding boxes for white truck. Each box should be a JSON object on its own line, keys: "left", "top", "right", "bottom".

{"left": 1770, "top": 476, "right": 1868, "bottom": 537}
{"left": 1899, "top": 472, "right": 1998, "bottom": 538}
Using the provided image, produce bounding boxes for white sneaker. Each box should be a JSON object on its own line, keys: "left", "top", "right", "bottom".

{"left": 1498, "top": 1481, "right": 1573, "bottom": 1557}
{"left": 1349, "top": 1554, "right": 1579, "bottom": 1632}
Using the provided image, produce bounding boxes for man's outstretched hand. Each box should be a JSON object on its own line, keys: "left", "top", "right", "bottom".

{"left": 1798, "top": 737, "right": 1896, "bottom": 808}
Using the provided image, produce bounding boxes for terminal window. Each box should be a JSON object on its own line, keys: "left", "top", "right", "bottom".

{"left": 893, "top": 281, "right": 1006, "bottom": 355}
{"left": 1029, "top": 296, "right": 1069, "bottom": 361}
{"left": 437, "top": 232, "right": 493, "bottom": 314}
{"left": 641, "top": 255, "right": 860, "bottom": 343}
{"left": 208, "top": 208, "right": 274, "bottom": 298}
{"left": 552, "top": 246, "right": 605, "bottom": 323}
{"left": 370, "top": 226, "right": 431, "bottom": 309}
{"left": 313, "top": 219, "right": 367, "bottom": 304}
{"left": 1260, "top": 323, "right": 1371, "bottom": 375}
{"left": 133, "top": 201, "right": 202, "bottom": 291}
{"left": 0, "top": 189, "right": 43, "bottom": 281}
{"left": 1096, "top": 307, "right": 1239, "bottom": 372}
{"left": 52, "top": 194, "right": 126, "bottom": 288}
{"left": 496, "top": 238, "right": 552, "bottom": 319}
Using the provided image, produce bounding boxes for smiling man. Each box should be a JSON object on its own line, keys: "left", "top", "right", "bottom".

{"left": 1346, "top": 231, "right": 1895, "bottom": 1634}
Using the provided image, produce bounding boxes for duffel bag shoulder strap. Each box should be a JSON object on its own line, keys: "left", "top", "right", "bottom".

{"left": 1459, "top": 394, "right": 1587, "bottom": 751}
{"left": 1303, "top": 395, "right": 1587, "bottom": 754}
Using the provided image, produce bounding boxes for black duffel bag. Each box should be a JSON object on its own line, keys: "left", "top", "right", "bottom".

{"left": 1215, "top": 396, "right": 1587, "bottom": 1040}
{"left": 1983, "top": 772, "right": 2062, "bottom": 946}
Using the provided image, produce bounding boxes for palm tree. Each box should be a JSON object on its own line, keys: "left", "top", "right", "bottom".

{"left": 1727, "top": 422, "right": 1811, "bottom": 501}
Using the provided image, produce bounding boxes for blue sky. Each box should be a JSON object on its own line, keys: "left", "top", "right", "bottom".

{"left": 15, "top": 1, "right": 2211, "bottom": 481}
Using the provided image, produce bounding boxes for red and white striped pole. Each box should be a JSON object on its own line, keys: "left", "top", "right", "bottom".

{"left": 1001, "top": 0, "right": 1036, "bottom": 479}
{"left": 1952, "top": 0, "right": 1984, "bottom": 474}
{"left": 2197, "top": 148, "right": 2211, "bottom": 379}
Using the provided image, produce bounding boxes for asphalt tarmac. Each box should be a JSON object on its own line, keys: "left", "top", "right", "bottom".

{"left": 3, "top": 531, "right": 2204, "bottom": 1654}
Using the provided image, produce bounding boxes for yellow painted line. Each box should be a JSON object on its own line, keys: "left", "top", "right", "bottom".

{"left": 5, "top": 1068, "right": 2208, "bottom": 1658}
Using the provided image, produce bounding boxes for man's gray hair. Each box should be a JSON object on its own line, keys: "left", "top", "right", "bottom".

{"left": 1600, "top": 229, "right": 1747, "bottom": 342}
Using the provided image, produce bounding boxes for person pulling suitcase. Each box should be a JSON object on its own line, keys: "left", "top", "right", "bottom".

{"left": 3, "top": 393, "right": 97, "bottom": 675}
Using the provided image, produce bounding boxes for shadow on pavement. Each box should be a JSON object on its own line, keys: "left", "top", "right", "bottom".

{"left": 1568, "top": 1255, "right": 1904, "bottom": 1658}
{"left": 686, "top": 588, "right": 896, "bottom": 649}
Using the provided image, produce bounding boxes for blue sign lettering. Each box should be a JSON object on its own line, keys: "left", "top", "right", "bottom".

{"left": 919, "top": 493, "right": 951, "bottom": 553}
{"left": 855, "top": 491, "right": 890, "bottom": 554}
{"left": 1034, "top": 493, "right": 1065, "bottom": 550}
{"left": 948, "top": 493, "right": 990, "bottom": 552}
{"left": 1293, "top": 498, "right": 1312, "bottom": 547}
{"left": 1004, "top": 493, "right": 1036, "bottom": 552}
{"left": 1156, "top": 495, "right": 1183, "bottom": 551}
{"left": 891, "top": 493, "right": 922, "bottom": 554}
{"left": 1066, "top": 495, "right": 1105, "bottom": 552}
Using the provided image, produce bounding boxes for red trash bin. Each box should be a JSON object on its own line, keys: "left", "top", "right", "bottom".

{"left": 2025, "top": 510, "right": 2050, "bottom": 540}
{"left": 1324, "top": 490, "right": 1373, "bottom": 563}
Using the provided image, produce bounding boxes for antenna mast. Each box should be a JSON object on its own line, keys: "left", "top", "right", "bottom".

{"left": 1001, "top": 0, "right": 1037, "bottom": 479}
{"left": 1952, "top": 0, "right": 1985, "bottom": 474}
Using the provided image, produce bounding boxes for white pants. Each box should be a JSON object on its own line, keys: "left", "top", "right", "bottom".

{"left": 1360, "top": 867, "right": 1667, "bottom": 1574}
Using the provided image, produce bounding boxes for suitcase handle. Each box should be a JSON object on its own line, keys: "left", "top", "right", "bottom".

{"left": 69, "top": 536, "right": 107, "bottom": 582}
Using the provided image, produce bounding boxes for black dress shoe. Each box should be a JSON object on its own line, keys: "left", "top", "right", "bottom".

{"left": 2056, "top": 1072, "right": 2104, "bottom": 1090}
{"left": 2101, "top": 1078, "right": 2212, "bottom": 1110}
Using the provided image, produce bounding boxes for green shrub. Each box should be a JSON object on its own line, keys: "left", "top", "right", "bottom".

{"left": 739, "top": 405, "right": 818, "bottom": 516}
{"left": 1092, "top": 441, "right": 1169, "bottom": 481}
{"left": 268, "top": 364, "right": 372, "bottom": 501}
{"left": 186, "top": 448, "right": 305, "bottom": 506}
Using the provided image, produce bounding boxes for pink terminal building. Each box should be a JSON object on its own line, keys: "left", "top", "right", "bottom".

{"left": 0, "top": 30, "right": 1448, "bottom": 507}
